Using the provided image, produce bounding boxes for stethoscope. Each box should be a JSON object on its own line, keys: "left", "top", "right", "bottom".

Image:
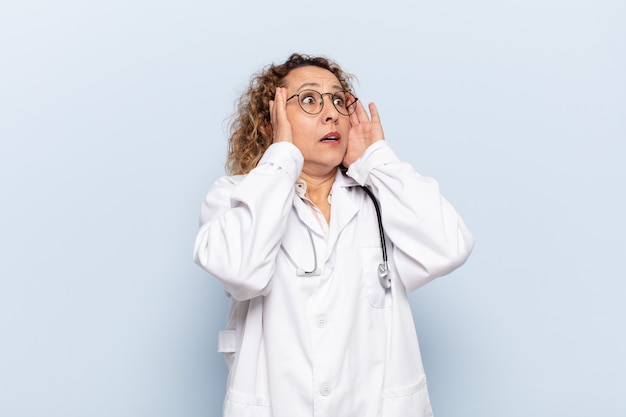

{"left": 281, "top": 186, "right": 391, "bottom": 289}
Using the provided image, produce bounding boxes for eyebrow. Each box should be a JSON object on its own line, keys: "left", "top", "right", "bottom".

{"left": 297, "top": 82, "right": 343, "bottom": 91}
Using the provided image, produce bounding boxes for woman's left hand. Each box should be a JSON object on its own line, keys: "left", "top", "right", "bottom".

{"left": 343, "top": 100, "right": 385, "bottom": 167}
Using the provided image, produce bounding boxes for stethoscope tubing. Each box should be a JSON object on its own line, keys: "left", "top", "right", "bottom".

{"left": 360, "top": 186, "right": 391, "bottom": 289}
{"left": 280, "top": 185, "right": 391, "bottom": 288}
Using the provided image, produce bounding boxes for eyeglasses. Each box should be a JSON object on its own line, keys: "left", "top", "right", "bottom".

{"left": 286, "top": 89, "right": 358, "bottom": 116}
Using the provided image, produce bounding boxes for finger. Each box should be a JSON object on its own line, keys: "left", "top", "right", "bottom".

{"left": 348, "top": 95, "right": 359, "bottom": 123}
{"left": 274, "top": 87, "right": 288, "bottom": 122}
{"left": 368, "top": 102, "right": 381, "bottom": 124}
{"left": 269, "top": 99, "right": 279, "bottom": 142}
{"left": 349, "top": 106, "right": 360, "bottom": 125}
{"left": 350, "top": 99, "right": 366, "bottom": 125}
{"left": 355, "top": 99, "right": 370, "bottom": 122}
{"left": 272, "top": 87, "right": 293, "bottom": 143}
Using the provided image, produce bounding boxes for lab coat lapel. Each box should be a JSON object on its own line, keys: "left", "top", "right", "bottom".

{"left": 328, "top": 173, "right": 360, "bottom": 256}
{"left": 292, "top": 193, "right": 324, "bottom": 235}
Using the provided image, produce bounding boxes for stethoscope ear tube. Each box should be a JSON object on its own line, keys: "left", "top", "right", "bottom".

{"left": 361, "top": 186, "right": 391, "bottom": 289}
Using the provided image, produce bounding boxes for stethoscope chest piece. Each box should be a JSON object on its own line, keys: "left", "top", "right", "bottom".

{"left": 378, "top": 262, "right": 391, "bottom": 289}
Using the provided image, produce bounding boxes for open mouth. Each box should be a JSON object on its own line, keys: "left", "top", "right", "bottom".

{"left": 320, "top": 132, "right": 341, "bottom": 143}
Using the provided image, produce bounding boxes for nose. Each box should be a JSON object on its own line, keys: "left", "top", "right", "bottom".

{"left": 320, "top": 93, "right": 339, "bottom": 123}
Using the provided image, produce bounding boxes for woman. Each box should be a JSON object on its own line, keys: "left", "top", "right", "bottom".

{"left": 193, "top": 53, "right": 474, "bottom": 417}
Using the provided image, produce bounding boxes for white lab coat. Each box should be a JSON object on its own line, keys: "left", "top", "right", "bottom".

{"left": 193, "top": 140, "right": 474, "bottom": 417}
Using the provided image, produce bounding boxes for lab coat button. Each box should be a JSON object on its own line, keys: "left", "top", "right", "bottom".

{"left": 317, "top": 315, "right": 328, "bottom": 328}
{"left": 320, "top": 383, "right": 331, "bottom": 396}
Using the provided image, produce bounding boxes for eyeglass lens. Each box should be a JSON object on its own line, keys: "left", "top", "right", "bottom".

{"left": 296, "top": 90, "right": 357, "bottom": 116}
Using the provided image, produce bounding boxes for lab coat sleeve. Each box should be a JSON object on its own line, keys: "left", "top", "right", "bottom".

{"left": 193, "top": 142, "right": 304, "bottom": 301}
{"left": 347, "top": 141, "right": 474, "bottom": 292}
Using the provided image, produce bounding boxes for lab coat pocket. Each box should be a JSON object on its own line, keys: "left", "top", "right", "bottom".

{"left": 218, "top": 329, "right": 237, "bottom": 369}
{"left": 223, "top": 388, "right": 271, "bottom": 417}
{"left": 381, "top": 376, "right": 433, "bottom": 417}
{"left": 359, "top": 247, "right": 393, "bottom": 308}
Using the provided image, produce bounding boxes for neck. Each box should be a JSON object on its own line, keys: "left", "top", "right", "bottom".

{"left": 300, "top": 168, "right": 336, "bottom": 199}
{"left": 299, "top": 167, "right": 337, "bottom": 223}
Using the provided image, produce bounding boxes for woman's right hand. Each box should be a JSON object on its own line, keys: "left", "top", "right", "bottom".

{"left": 269, "top": 87, "right": 293, "bottom": 143}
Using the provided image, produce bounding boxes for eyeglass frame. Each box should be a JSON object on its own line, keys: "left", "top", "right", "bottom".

{"left": 285, "top": 89, "right": 359, "bottom": 116}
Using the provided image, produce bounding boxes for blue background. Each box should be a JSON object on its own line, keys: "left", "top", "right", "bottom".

{"left": 1, "top": 0, "right": 625, "bottom": 416}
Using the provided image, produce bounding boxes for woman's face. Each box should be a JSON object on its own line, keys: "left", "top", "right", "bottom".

{"left": 282, "top": 66, "right": 351, "bottom": 177}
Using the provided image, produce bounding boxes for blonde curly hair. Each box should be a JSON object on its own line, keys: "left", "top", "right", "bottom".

{"left": 226, "top": 53, "right": 355, "bottom": 175}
